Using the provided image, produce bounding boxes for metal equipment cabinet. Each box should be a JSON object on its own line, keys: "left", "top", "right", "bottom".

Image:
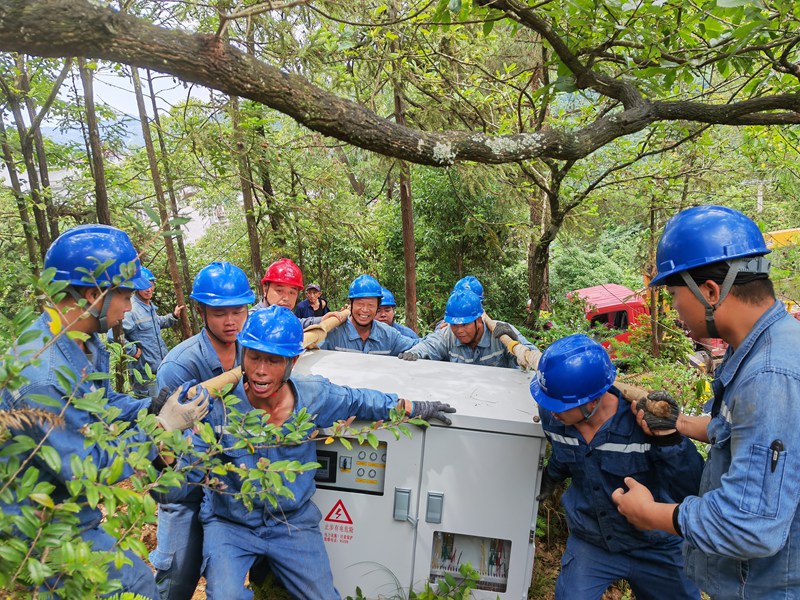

{"left": 295, "top": 349, "right": 547, "bottom": 599}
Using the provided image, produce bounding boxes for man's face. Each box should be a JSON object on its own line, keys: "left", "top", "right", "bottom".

{"left": 351, "top": 298, "right": 379, "bottom": 327}
{"left": 375, "top": 305, "right": 395, "bottom": 325}
{"left": 450, "top": 318, "right": 482, "bottom": 346}
{"left": 104, "top": 288, "right": 135, "bottom": 328}
{"left": 552, "top": 401, "right": 595, "bottom": 426}
{"left": 667, "top": 285, "right": 708, "bottom": 338}
{"left": 203, "top": 305, "right": 249, "bottom": 343}
{"left": 265, "top": 283, "right": 300, "bottom": 309}
{"left": 305, "top": 289, "right": 321, "bottom": 303}
{"left": 136, "top": 283, "right": 155, "bottom": 302}
{"left": 243, "top": 349, "right": 293, "bottom": 402}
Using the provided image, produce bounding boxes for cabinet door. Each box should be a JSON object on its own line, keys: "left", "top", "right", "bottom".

{"left": 313, "top": 428, "right": 424, "bottom": 598}
{"left": 413, "top": 427, "right": 543, "bottom": 599}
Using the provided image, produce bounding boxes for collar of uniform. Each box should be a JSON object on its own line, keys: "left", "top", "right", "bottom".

{"left": 132, "top": 294, "right": 158, "bottom": 312}
{"left": 451, "top": 322, "right": 491, "bottom": 349}
{"left": 715, "top": 299, "right": 786, "bottom": 388}
{"left": 200, "top": 327, "right": 242, "bottom": 375}
{"left": 44, "top": 312, "right": 100, "bottom": 372}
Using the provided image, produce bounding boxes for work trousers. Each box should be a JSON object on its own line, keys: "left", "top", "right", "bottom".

{"left": 149, "top": 500, "right": 203, "bottom": 600}
{"left": 555, "top": 534, "right": 700, "bottom": 600}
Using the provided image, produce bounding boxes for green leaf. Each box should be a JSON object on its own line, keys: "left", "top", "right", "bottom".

{"left": 29, "top": 493, "right": 54, "bottom": 509}
{"left": 717, "top": 0, "right": 761, "bottom": 6}
{"left": 38, "top": 445, "right": 62, "bottom": 473}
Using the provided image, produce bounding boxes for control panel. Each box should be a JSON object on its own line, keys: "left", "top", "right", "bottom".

{"left": 315, "top": 438, "right": 388, "bottom": 495}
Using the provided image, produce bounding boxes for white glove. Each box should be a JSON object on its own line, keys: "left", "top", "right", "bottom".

{"left": 155, "top": 383, "right": 211, "bottom": 432}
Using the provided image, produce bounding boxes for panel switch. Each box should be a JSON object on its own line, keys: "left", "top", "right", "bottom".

{"left": 393, "top": 488, "right": 411, "bottom": 521}
{"left": 426, "top": 492, "right": 444, "bottom": 524}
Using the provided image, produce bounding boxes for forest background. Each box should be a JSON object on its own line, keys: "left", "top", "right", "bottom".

{"left": 1, "top": 0, "right": 799, "bottom": 598}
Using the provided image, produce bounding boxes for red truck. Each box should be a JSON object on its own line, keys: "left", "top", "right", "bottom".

{"left": 569, "top": 284, "right": 649, "bottom": 349}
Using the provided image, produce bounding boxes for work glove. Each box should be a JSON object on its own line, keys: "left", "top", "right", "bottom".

{"left": 636, "top": 390, "right": 680, "bottom": 431}
{"left": 491, "top": 321, "right": 518, "bottom": 341}
{"left": 154, "top": 382, "right": 211, "bottom": 432}
{"left": 398, "top": 351, "right": 419, "bottom": 361}
{"left": 410, "top": 401, "right": 456, "bottom": 425}
{"left": 536, "top": 470, "right": 562, "bottom": 502}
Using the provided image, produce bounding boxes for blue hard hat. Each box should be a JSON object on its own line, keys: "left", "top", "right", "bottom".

{"left": 530, "top": 334, "right": 616, "bottom": 413}
{"left": 349, "top": 274, "right": 382, "bottom": 299}
{"left": 444, "top": 290, "right": 483, "bottom": 325}
{"left": 650, "top": 205, "right": 770, "bottom": 287}
{"left": 453, "top": 276, "right": 484, "bottom": 301}
{"left": 140, "top": 266, "right": 156, "bottom": 282}
{"left": 238, "top": 305, "right": 304, "bottom": 357}
{"left": 380, "top": 287, "right": 397, "bottom": 307}
{"left": 44, "top": 224, "right": 151, "bottom": 290}
{"left": 190, "top": 262, "right": 256, "bottom": 306}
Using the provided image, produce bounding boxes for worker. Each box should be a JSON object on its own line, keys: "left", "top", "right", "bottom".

{"left": 376, "top": 286, "right": 419, "bottom": 341}
{"left": 399, "top": 290, "right": 537, "bottom": 368}
{"left": 531, "top": 334, "right": 702, "bottom": 599}
{"left": 163, "top": 305, "right": 455, "bottom": 599}
{"left": 612, "top": 205, "right": 800, "bottom": 597}
{"left": 321, "top": 275, "right": 415, "bottom": 356}
{"left": 150, "top": 261, "right": 256, "bottom": 600}
{"left": 119, "top": 266, "right": 185, "bottom": 398}
{"left": 294, "top": 282, "right": 330, "bottom": 319}
{"left": 0, "top": 224, "right": 209, "bottom": 598}
{"left": 254, "top": 258, "right": 346, "bottom": 328}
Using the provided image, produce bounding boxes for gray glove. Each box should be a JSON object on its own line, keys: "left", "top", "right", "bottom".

{"left": 636, "top": 390, "right": 680, "bottom": 431}
{"left": 398, "top": 351, "right": 419, "bottom": 361}
{"left": 155, "top": 382, "right": 211, "bottom": 432}
{"left": 536, "top": 470, "right": 561, "bottom": 502}
{"left": 492, "top": 321, "right": 518, "bottom": 341}
{"left": 410, "top": 401, "right": 456, "bottom": 425}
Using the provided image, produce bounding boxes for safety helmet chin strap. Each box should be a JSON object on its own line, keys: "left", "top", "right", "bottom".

{"left": 579, "top": 399, "right": 601, "bottom": 422}
{"left": 679, "top": 256, "right": 770, "bottom": 338}
{"left": 68, "top": 286, "right": 115, "bottom": 331}
{"left": 268, "top": 358, "right": 295, "bottom": 397}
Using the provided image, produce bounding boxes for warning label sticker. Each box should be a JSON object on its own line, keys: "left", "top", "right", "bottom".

{"left": 324, "top": 499, "right": 352, "bottom": 524}
{"left": 323, "top": 500, "right": 354, "bottom": 544}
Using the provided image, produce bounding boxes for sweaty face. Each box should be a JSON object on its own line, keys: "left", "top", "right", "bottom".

{"left": 265, "top": 283, "right": 300, "bottom": 309}
{"left": 243, "top": 349, "right": 294, "bottom": 402}
{"left": 105, "top": 288, "right": 135, "bottom": 328}
{"left": 305, "top": 289, "right": 321, "bottom": 302}
{"left": 136, "top": 283, "right": 155, "bottom": 302}
{"left": 203, "top": 305, "right": 248, "bottom": 343}
{"left": 375, "top": 306, "right": 395, "bottom": 325}
{"left": 450, "top": 319, "right": 481, "bottom": 345}
{"left": 351, "top": 298, "right": 379, "bottom": 327}
{"left": 552, "top": 402, "right": 595, "bottom": 426}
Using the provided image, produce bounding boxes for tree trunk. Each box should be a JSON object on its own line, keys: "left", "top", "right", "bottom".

{"left": 78, "top": 57, "right": 111, "bottom": 225}
{"left": 146, "top": 69, "right": 198, "bottom": 334}
{"left": 229, "top": 94, "right": 264, "bottom": 284}
{"left": 0, "top": 117, "right": 40, "bottom": 274}
{"left": 131, "top": 67, "right": 192, "bottom": 339}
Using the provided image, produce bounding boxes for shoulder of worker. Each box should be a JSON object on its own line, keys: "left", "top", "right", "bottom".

{"left": 155, "top": 331, "right": 212, "bottom": 388}
{"left": 392, "top": 321, "right": 420, "bottom": 340}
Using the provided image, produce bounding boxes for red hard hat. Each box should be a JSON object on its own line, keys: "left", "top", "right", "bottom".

{"left": 261, "top": 258, "right": 304, "bottom": 289}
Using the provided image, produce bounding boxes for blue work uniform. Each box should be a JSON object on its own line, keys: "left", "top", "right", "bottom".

{"left": 121, "top": 295, "right": 177, "bottom": 398}
{"left": 149, "top": 329, "right": 243, "bottom": 600}
{"left": 320, "top": 319, "right": 414, "bottom": 356}
{"left": 392, "top": 320, "right": 420, "bottom": 341}
{"left": 251, "top": 299, "right": 321, "bottom": 329}
{"left": 1, "top": 314, "right": 157, "bottom": 598}
{"left": 406, "top": 322, "right": 536, "bottom": 368}
{"left": 678, "top": 301, "right": 800, "bottom": 598}
{"left": 166, "top": 374, "right": 399, "bottom": 600}
{"left": 540, "top": 389, "right": 703, "bottom": 600}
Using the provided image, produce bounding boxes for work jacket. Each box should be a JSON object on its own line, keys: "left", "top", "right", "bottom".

{"left": 1, "top": 314, "right": 153, "bottom": 528}
{"left": 406, "top": 323, "right": 536, "bottom": 369}
{"left": 541, "top": 389, "right": 703, "bottom": 553}
{"left": 320, "top": 319, "right": 414, "bottom": 356}
{"left": 169, "top": 375, "right": 397, "bottom": 528}
{"left": 679, "top": 301, "right": 800, "bottom": 598}
{"left": 122, "top": 295, "right": 176, "bottom": 376}
{"left": 251, "top": 300, "right": 321, "bottom": 329}
{"left": 392, "top": 321, "right": 420, "bottom": 341}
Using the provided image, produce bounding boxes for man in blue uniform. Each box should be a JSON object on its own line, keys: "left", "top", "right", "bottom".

{"left": 1, "top": 225, "right": 208, "bottom": 598}
{"left": 321, "top": 275, "right": 414, "bottom": 356}
{"left": 149, "top": 261, "right": 255, "bottom": 600}
{"left": 164, "top": 306, "right": 454, "bottom": 599}
{"left": 120, "top": 266, "right": 184, "bottom": 398}
{"left": 399, "top": 290, "right": 537, "bottom": 368}
{"left": 532, "top": 334, "right": 702, "bottom": 599}
{"left": 613, "top": 205, "right": 800, "bottom": 598}
{"left": 376, "top": 287, "right": 419, "bottom": 341}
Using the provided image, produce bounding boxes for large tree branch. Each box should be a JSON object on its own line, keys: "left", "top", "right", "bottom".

{"left": 1, "top": 0, "right": 799, "bottom": 167}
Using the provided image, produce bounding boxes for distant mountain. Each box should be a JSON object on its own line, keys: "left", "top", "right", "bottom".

{"left": 40, "top": 123, "right": 144, "bottom": 148}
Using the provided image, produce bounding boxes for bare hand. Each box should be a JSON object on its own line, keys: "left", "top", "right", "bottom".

{"left": 174, "top": 304, "right": 186, "bottom": 318}
{"left": 611, "top": 477, "right": 655, "bottom": 530}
